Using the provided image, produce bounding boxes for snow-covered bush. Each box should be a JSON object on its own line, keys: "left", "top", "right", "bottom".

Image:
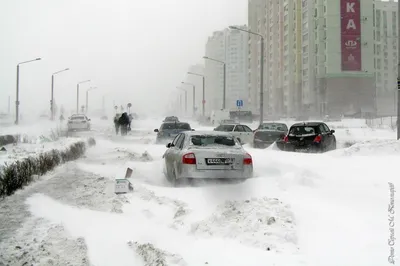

{"left": 0, "top": 138, "right": 96, "bottom": 197}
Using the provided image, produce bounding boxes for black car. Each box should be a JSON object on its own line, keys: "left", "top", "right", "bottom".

{"left": 163, "top": 116, "right": 179, "bottom": 122}
{"left": 154, "top": 122, "right": 193, "bottom": 144}
{"left": 281, "top": 122, "right": 336, "bottom": 153}
{"left": 253, "top": 122, "right": 288, "bottom": 149}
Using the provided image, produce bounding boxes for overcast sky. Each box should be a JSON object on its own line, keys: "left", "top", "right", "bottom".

{"left": 0, "top": 0, "right": 247, "bottom": 117}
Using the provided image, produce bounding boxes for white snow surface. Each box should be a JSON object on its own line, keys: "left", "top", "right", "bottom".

{"left": 1, "top": 117, "right": 399, "bottom": 266}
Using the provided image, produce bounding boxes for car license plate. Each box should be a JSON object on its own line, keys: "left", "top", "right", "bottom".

{"left": 206, "top": 158, "right": 234, "bottom": 165}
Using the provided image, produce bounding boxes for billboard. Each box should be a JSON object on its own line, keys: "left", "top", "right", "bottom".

{"left": 340, "top": 0, "right": 361, "bottom": 71}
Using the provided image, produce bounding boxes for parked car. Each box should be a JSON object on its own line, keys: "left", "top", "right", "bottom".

{"left": 67, "top": 114, "right": 91, "bottom": 131}
{"left": 154, "top": 121, "right": 193, "bottom": 144}
{"left": 163, "top": 116, "right": 179, "bottom": 122}
{"left": 213, "top": 123, "right": 254, "bottom": 144}
{"left": 163, "top": 131, "right": 253, "bottom": 185}
{"left": 219, "top": 119, "right": 236, "bottom": 125}
{"left": 253, "top": 122, "right": 288, "bottom": 149}
{"left": 281, "top": 122, "right": 336, "bottom": 153}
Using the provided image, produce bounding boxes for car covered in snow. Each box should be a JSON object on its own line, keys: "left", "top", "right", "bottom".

{"left": 163, "top": 131, "right": 253, "bottom": 185}
{"left": 213, "top": 123, "right": 254, "bottom": 144}
{"left": 163, "top": 116, "right": 179, "bottom": 122}
{"left": 154, "top": 121, "right": 193, "bottom": 144}
{"left": 281, "top": 122, "right": 336, "bottom": 153}
{"left": 67, "top": 114, "right": 91, "bottom": 131}
{"left": 253, "top": 122, "right": 288, "bottom": 149}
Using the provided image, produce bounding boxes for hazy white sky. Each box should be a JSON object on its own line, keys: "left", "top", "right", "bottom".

{"left": 0, "top": 0, "right": 247, "bottom": 116}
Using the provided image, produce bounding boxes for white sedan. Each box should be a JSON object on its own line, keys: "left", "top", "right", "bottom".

{"left": 67, "top": 114, "right": 91, "bottom": 131}
{"left": 213, "top": 123, "right": 254, "bottom": 144}
{"left": 163, "top": 131, "right": 253, "bottom": 186}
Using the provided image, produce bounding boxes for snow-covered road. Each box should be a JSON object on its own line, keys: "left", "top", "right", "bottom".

{"left": 0, "top": 118, "right": 399, "bottom": 266}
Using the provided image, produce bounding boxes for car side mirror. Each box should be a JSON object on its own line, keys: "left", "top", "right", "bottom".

{"left": 154, "top": 129, "right": 159, "bottom": 132}
{"left": 191, "top": 129, "right": 195, "bottom": 131}
{"left": 330, "top": 130, "right": 335, "bottom": 134}
{"left": 166, "top": 143, "right": 171, "bottom": 148}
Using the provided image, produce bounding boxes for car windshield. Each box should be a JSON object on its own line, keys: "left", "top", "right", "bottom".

{"left": 289, "top": 126, "right": 317, "bottom": 136}
{"left": 214, "top": 125, "right": 235, "bottom": 131}
{"left": 71, "top": 116, "right": 85, "bottom": 120}
{"left": 161, "top": 123, "right": 190, "bottom": 130}
{"left": 190, "top": 135, "right": 238, "bottom": 147}
{"left": 259, "top": 123, "right": 288, "bottom": 131}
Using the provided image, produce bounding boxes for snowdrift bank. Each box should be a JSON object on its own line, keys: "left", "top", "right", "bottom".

{"left": 0, "top": 138, "right": 96, "bottom": 197}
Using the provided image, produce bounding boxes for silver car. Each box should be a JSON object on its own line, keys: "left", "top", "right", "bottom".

{"left": 162, "top": 131, "right": 253, "bottom": 185}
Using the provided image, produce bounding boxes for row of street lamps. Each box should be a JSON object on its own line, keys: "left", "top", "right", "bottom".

{"left": 15, "top": 58, "right": 97, "bottom": 124}
{"left": 176, "top": 26, "right": 265, "bottom": 125}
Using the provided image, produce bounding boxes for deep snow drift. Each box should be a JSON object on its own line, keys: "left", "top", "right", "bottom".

{"left": 0, "top": 117, "right": 399, "bottom": 266}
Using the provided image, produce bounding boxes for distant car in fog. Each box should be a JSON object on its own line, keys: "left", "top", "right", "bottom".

{"left": 163, "top": 131, "right": 253, "bottom": 186}
{"left": 280, "top": 122, "right": 336, "bottom": 153}
{"left": 163, "top": 116, "right": 179, "bottom": 122}
{"left": 154, "top": 121, "right": 193, "bottom": 144}
{"left": 67, "top": 114, "right": 91, "bottom": 131}
{"left": 253, "top": 122, "right": 288, "bottom": 149}
{"left": 213, "top": 123, "right": 254, "bottom": 144}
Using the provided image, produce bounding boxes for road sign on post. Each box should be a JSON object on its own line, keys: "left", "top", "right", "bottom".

{"left": 236, "top": 100, "right": 243, "bottom": 108}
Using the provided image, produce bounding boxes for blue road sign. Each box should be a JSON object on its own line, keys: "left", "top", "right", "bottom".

{"left": 236, "top": 100, "right": 243, "bottom": 107}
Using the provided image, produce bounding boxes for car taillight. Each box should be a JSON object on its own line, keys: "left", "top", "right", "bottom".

{"left": 283, "top": 135, "right": 288, "bottom": 142}
{"left": 313, "top": 135, "right": 322, "bottom": 143}
{"left": 182, "top": 153, "right": 196, "bottom": 164}
{"left": 243, "top": 153, "right": 252, "bottom": 165}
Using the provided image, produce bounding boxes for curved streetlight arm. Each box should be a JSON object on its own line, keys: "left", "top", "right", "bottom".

{"left": 78, "top": 79, "right": 90, "bottom": 85}
{"left": 18, "top": 58, "right": 41, "bottom": 66}
{"left": 53, "top": 68, "right": 69, "bottom": 75}
{"left": 181, "top": 81, "right": 195, "bottom": 87}
{"left": 187, "top": 72, "right": 204, "bottom": 77}
{"left": 229, "top": 26, "right": 264, "bottom": 39}
{"left": 203, "top": 56, "right": 225, "bottom": 65}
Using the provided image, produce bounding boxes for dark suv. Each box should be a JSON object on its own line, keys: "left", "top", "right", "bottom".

{"left": 281, "top": 122, "right": 336, "bottom": 153}
{"left": 154, "top": 122, "right": 193, "bottom": 144}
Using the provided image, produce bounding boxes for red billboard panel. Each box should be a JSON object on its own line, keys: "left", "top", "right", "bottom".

{"left": 340, "top": 0, "right": 361, "bottom": 71}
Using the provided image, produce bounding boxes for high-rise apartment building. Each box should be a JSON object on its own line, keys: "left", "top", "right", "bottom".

{"left": 204, "top": 27, "right": 249, "bottom": 114}
{"left": 374, "top": 0, "right": 398, "bottom": 116}
{"left": 248, "top": 0, "right": 377, "bottom": 119}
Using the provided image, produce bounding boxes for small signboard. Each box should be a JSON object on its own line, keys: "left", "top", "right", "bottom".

{"left": 236, "top": 100, "right": 243, "bottom": 108}
{"left": 114, "top": 167, "right": 133, "bottom": 194}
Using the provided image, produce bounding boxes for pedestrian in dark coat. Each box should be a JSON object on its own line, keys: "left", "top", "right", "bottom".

{"left": 118, "top": 112, "right": 130, "bottom": 136}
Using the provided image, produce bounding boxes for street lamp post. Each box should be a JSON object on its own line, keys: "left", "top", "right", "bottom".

{"left": 203, "top": 56, "right": 226, "bottom": 110}
{"left": 187, "top": 72, "right": 206, "bottom": 117}
{"left": 86, "top": 87, "right": 97, "bottom": 114}
{"left": 77, "top": 80, "right": 90, "bottom": 113}
{"left": 51, "top": 68, "right": 69, "bottom": 120}
{"left": 182, "top": 82, "right": 196, "bottom": 116}
{"left": 15, "top": 58, "right": 41, "bottom": 124}
{"left": 177, "top": 87, "right": 188, "bottom": 115}
{"left": 229, "top": 26, "right": 265, "bottom": 126}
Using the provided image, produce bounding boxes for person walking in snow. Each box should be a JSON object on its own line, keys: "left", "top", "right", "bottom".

{"left": 118, "top": 112, "right": 130, "bottom": 136}
{"left": 114, "top": 114, "right": 120, "bottom": 135}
